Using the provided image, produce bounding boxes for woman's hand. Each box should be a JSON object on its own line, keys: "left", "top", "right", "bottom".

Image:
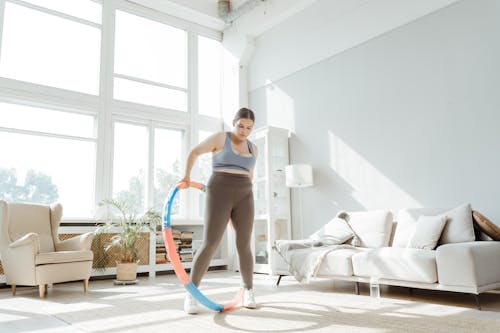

{"left": 179, "top": 176, "right": 190, "bottom": 187}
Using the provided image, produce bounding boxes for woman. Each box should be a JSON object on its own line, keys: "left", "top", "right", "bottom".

{"left": 180, "top": 108, "right": 258, "bottom": 314}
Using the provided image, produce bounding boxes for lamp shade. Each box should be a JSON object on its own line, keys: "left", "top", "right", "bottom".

{"left": 285, "top": 164, "right": 313, "bottom": 188}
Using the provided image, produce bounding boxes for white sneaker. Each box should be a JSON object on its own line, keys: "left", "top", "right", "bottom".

{"left": 243, "top": 288, "right": 257, "bottom": 309}
{"left": 184, "top": 293, "right": 198, "bottom": 314}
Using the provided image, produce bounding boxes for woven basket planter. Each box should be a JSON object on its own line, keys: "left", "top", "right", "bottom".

{"left": 116, "top": 262, "right": 138, "bottom": 281}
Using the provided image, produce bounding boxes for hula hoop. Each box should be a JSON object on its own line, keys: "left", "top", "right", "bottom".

{"left": 162, "top": 181, "right": 243, "bottom": 312}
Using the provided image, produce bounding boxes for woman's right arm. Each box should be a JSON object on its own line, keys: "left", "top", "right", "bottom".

{"left": 180, "top": 132, "right": 224, "bottom": 184}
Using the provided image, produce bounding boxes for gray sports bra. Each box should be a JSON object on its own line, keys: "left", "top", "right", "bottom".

{"left": 212, "top": 132, "right": 256, "bottom": 173}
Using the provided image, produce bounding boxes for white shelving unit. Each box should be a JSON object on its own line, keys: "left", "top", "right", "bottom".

{"left": 231, "top": 126, "right": 292, "bottom": 275}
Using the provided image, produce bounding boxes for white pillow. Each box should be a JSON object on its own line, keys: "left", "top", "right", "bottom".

{"left": 344, "top": 210, "right": 393, "bottom": 248}
{"left": 438, "top": 203, "right": 475, "bottom": 244}
{"left": 407, "top": 215, "right": 447, "bottom": 250}
{"left": 309, "top": 217, "right": 354, "bottom": 245}
{"left": 393, "top": 208, "right": 446, "bottom": 248}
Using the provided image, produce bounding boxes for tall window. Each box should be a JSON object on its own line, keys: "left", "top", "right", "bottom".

{"left": 0, "top": 102, "right": 96, "bottom": 217}
{"left": 20, "top": 0, "right": 102, "bottom": 23}
{"left": 114, "top": 10, "right": 188, "bottom": 111}
{"left": 198, "top": 36, "right": 222, "bottom": 117}
{"left": 153, "top": 128, "right": 183, "bottom": 214}
{"left": 0, "top": 1, "right": 223, "bottom": 220}
{"left": 112, "top": 122, "right": 148, "bottom": 214}
{"left": 195, "top": 130, "right": 214, "bottom": 218}
{"left": 111, "top": 122, "right": 185, "bottom": 216}
{"left": 196, "top": 131, "right": 214, "bottom": 186}
{"left": 0, "top": 1, "right": 101, "bottom": 94}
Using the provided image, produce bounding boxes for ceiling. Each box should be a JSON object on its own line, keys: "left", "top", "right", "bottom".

{"left": 128, "top": 0, "right": 318, "bottom": 35}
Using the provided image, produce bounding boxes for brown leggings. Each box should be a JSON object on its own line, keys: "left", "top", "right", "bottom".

{"left": 190, "top": 172, "right": 254, "bottom": 289}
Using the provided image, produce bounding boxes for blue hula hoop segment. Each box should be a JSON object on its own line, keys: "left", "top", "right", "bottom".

{"left": 161, "top": 182, "right": 241, "bottom": 312}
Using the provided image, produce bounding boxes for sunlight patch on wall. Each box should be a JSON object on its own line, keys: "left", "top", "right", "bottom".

{"left": 328, "top": 131, "right": 420, "bottom": 210}
{"left": 265, "top": 80, "right": 295, "bottom": 131}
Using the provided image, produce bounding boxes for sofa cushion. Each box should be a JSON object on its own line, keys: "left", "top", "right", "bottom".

{"left": 351, "top": 247, "right": 438, "bottom": 283}
{"left": 309, "top": 217, "right": 354, "bottom": 245}
{"left": 316, "top": 247, "right": 367, "bottom": 277}
{"left": 393, "top": 204, "right": 475, "bottom": 247}
{"left": 393, "top": 208, "right": 446, "bottom": 248}
{"left": 436, "top": 241, "right": 500, "bottom": 287}
{"left": 438, "top": 203, "right": 475, "bottom": 244}
{"left": 344, "top": 210, "right": 393, "bottom": 248}
{"left": 407, "top": 215, "right": 447, "bottom": 250}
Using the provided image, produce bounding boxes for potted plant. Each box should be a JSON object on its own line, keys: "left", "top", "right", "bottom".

{"left": 95, "top": 199, "right": 161, "bottom": 281}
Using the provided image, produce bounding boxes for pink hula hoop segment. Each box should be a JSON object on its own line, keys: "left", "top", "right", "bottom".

{"left": 162, "top": 181, "right": 242, "bottom": 312}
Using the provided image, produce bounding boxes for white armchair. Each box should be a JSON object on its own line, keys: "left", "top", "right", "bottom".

{"left": 0, "top": 200, "right": 94, "bottom": 297}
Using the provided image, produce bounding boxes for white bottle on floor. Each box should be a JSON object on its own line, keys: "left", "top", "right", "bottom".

{"left": 370, "top": 276, "right": 381, "bottom": 301}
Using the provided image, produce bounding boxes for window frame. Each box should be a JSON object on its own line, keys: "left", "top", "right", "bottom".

{"left": 0, "top": 97, "right": 98, "bottom": 218}
{"left": 0, "top": 0, "right": 103, "bottom": 96}
{"left": 0, "top": 0, "right": 223, "bottom": 223}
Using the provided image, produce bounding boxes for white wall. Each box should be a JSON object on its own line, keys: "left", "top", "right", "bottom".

{"left": 248, "top": 0, "right": 500, "bottom": 238}
{"left": 220, "top": 0, "right": 319, "bottom": 127}
{"left": 248, "top": 0, "right": 460, "bottom": 91}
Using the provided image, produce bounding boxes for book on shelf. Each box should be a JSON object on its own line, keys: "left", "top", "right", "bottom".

{"left": 166, "top": 252, "right": 190, "bottom": 262}
{"left": 156, "top": 246, "right": 166, "bottom": 253}
{"left": 179, "top": 248, "right": 194, "bottom": 262}
{"left": 157, "top": 228, "right": 196, "bottom": 262}
{"left": 172, "top": 229, "right": 182, "bottom": 239}
{"left": 155, "top": 253, "right": 168, "bottom": 264}
{"left": 180, "top": 231, "right": 193, "bottom": 240}
{"left": 155, "top": 233, "right": 164, "bottom": 244}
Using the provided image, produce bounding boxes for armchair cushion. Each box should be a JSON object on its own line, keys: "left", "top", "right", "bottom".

{"left": 36, "top": 250, "right": 93, "bottom": 265}
{"left": 9, "top": 203, "right": 55, "bottom": 253}
{"left": 56, "top": 232, "right": 94, "bottom": 251}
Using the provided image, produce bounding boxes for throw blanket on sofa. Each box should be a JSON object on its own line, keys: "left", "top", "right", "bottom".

{"left": 274, "top": 240, "right": 357, "bottom": 284}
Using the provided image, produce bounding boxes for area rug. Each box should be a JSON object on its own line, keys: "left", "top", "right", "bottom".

{"left": 1, "top": 273, "right": 499, "bottom": 333}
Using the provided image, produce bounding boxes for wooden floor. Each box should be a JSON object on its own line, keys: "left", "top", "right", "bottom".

{"left": 1, "top": 271, "right": 499, "bottom": 332}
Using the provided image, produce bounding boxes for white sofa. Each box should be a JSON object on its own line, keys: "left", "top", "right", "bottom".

{"left": 275, "top": 204, "right": 500, "bottom": 309}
